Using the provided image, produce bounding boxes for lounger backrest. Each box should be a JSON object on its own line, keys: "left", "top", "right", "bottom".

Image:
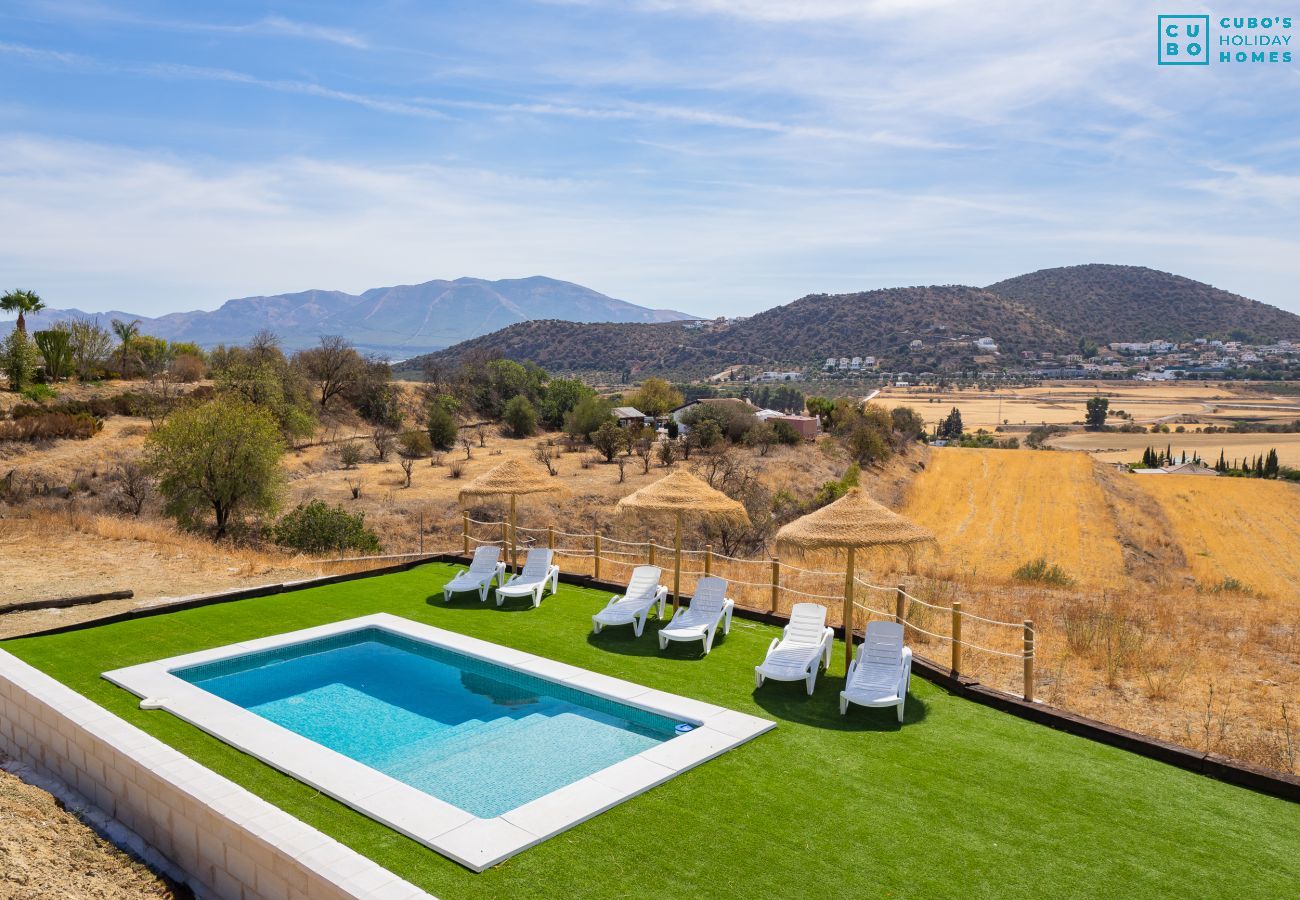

{"left": 625, "top": 566, "right": 663, "bottom": 600}
{"left": 858, "top": 621, "right": 904, "bottom": 676}
{"left": 688, "top": 577, "right": 727, "bottom": 615}
{"left": 469, "top": 545, "right": 501, "bottom": 573}
{"left": 520, "top": 549, "right": 555, "bottom": 580}
{"left": 785, "top": 603, "right": 828, "bottom": 645}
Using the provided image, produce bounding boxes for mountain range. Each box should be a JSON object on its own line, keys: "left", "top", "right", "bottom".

{"left": 404, "top": 265, "right": 1300, "bottom": 377}
{"left": 1, "top": 276, "right": 693, "bottom": 357}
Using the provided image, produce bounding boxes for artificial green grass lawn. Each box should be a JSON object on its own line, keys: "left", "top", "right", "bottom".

{"left": 4, "top": 564, "right": 1297, "bottom": 899}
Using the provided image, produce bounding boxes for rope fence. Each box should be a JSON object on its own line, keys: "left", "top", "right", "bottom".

{"left": 460, "top": 516, "right": 1038, "bottom": 700}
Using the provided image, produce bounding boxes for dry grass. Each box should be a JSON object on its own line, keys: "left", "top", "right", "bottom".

{"left": 1133, "top": 476, "right": 1300, "bottom": 598}
{"left": 901, "top": 448, "right": 1128, "bottom": 588}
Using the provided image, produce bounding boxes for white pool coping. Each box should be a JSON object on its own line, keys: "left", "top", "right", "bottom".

{"left": 103, "top": 613, "right": 774, "bottom": 872}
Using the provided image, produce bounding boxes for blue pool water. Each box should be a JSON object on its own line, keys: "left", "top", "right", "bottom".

{"left": 175, "top": 628, "right": 679, "bottom": 817}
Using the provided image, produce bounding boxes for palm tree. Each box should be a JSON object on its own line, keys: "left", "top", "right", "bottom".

{"left": 111, "top": 318, "right": 141, "bottom": 377}
{"left": 1, "top": 289, "right": 45, "bottom": 335}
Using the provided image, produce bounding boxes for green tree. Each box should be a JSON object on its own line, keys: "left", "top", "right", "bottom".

{"left": 564, "top": 395, "right": 615, "bottom": 441}
{"left": 890, "top": 405, "right": 925, "bottom": 439}
{"left": 591, "top": 420, "right": 626, "bottom": 462}
{"left": 1264, "top": 448, "right": 1280, "bottom": 478}
{"left": 502, "top": 395, "right": 538, "bottom": 438}
{"left": 540, "top": 377, "right": 595, "bottom": 428}
{"left": 1, "top": 289, "right": 44, "bottom": 335}
{"left": 215, "top": 361, "right": 316, "bottom": 441}
{"left": 1085, "top": 396, "right": 1109, "bottom": 429}
{"left": 625, "top": 377, "right": 684, "bottom": 418}
{"left": 805, "top": 396, "right": 836, "bottom": 430}
{"left": 937, "top": 407, "right": 964, "bottom": 439}
{"left": 271, "top": 500, "right": 381, "bottom": 554}
{"left": 146, "top": 396, "right": 285, "bottom": 538}
{"left": 2, "top": 330, "right": 37, "bottom": 391}
{"left": 426, "top": 402, "right": 459, "bottom": 451}
{"left": 111, "top": 318, "right": 141, "bottom": 376}
{"left": 33, "top": 329, "right": 72, "bottom": 381}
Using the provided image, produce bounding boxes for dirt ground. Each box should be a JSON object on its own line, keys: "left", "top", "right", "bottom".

{"left": 0, "top": 760, "right": 183, "bottom": 899}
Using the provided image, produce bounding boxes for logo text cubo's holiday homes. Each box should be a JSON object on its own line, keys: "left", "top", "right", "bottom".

{"left": 1158, "top": 14, "right": 1294, "bottom": 65}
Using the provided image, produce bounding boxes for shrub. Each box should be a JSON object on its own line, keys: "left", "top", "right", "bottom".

{"left": 426, "top": 403, "right": 459, "bottom": 452}
{"left": 398, "top": 430, "right": 433, "bottom": 458}
{"left": 770, "top": 419, "right": 802, "bottom": 445}
{"left": 1012, "top": 558, "right": 1075, "bottom": 587}
{"left": 0, "top": 411, "right": 101, "bottom": 441}
{"left": 447, "top": 459, "right": 465, "bottom": 479}
{"left": 169, "top": 353, "right": 206, "bottom": 382}
{"left": 502, "top": 395, "right": 538, "bottom": 438}
{"left": 271, "top": 500, "right": 381, "bottom": 554}
{"left": 336, "top": 442, "right": 363, "bottom": 469}
{"left": 20, "top": 383, "right": 57, "bottom": 403}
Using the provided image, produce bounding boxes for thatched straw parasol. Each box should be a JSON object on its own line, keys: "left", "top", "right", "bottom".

{"left": 775, "top": 488, "right": 934, "bottom": 670}
{"left": 616, "top": 470, "right": 748, "bottom": 612}
{"left": 459, "top": 458, "right": 562, "bottom": 571}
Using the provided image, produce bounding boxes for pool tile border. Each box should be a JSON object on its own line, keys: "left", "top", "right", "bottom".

{"left": 103, "top": 613, "right": 775, "bottom": 871}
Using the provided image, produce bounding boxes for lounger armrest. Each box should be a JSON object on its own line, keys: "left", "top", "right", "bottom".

{"left": 605, "top": 593, "right": 625, "bottom": 608}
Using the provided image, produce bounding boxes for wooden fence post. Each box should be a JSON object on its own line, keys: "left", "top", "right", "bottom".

{"left": 1023, "top": 620, "right": 1035, "bottom": 702}
{"left": 951, "top": 600, "right": 962, "bottom": 676}
{"left": 894, "top": 584, "right": 906, "bottom": 624}
{"left": 704, "top": 544, "right": 713, "bottom": 576}
{"left": 594, "top": 533, "right": 602, "bottom": 581}
{"left": 418, "top": 511, "right": 424, "bottom": 555}
{"left": 501, "top": 521, "right": 510, "bottom": 568}
{"left": 547, "top": 525, "right": 555, "bottom": 551}
{"left": 769, "top": 558, "right": 780, "bottom": 614}
{"left": 462, "top": 513, "right": 469, "bottom": 555}
{"left": 648, "top": 541, "right": 656, "bottom": 567}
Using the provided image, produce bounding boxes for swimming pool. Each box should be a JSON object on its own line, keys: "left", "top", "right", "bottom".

{"left": 104, "top": 614, "right": 774, "bottom": 870}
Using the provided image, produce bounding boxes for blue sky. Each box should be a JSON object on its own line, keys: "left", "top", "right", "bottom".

{"left": 2, "top": 0, "right": 1298, "bottom": 319}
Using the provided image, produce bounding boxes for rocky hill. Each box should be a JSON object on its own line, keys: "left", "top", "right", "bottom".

{"left": 986, "top": 264, "right": 1300, "bottom": 344}
{"left": 409, "top": 266, "right": 1300, "bottom": 376}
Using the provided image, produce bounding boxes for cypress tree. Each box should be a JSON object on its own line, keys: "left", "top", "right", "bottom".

{"left": 1265, "top": 448, "right": 1279, "bottom": 478}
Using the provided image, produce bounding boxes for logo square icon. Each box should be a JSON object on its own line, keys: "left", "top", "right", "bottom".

{"left": 1158, "top": 15, "right": 1210, "bottom": 65}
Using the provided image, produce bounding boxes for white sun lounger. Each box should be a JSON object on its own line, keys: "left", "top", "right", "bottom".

{"left": 840, "top": 620, "right": 912, "bottom": 721}
{"left": 494, "top": 548, "right": 560, "bottom": 608}
{"left": 754, "top": 602, "right": 834, "bottom": 695}
{"left": 442, "top": 546, "right": 506, "bottom": 602}
{"left": 658, "top": 576, "right": 733, "bottom": 655}
{"left": 591, "top": 566, "right": 668, "bottom": 637}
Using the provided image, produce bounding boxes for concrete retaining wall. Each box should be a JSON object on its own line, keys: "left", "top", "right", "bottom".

{"left": 0, "top": 650, "right": 433, "bottom": 900}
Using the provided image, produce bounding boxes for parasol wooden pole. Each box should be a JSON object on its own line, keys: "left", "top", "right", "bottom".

{"left": 509, "top": 494, "right": 517, "bottom": 574}
{"left": 842, "top": 546, "right": 856, "bottom": 672}
{"left": 673, "top": 510, "right": 683, "bottom": 613}
{"left": 462, "top": 512, "right": 469, "bottom": 555}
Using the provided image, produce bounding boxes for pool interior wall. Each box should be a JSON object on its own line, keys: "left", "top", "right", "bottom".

{"left": 175, "top": 627, "right": 681, "bottom": 818}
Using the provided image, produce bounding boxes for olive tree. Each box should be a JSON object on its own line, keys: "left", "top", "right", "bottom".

{"left": 146, "top": 396, "right": 285, "bottom": 538}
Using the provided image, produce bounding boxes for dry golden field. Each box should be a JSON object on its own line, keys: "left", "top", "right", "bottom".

{"left": 1048, "top": 430, "right": 1300, "bottom": 467}
{"left": 874, "top": 381, "right": 1300, "bottom": 430}
{"left": 901, "top": 448, "right": 1128, "bottom": 587}
{"left": 1133, "top": 476, "right": 1300, "bottom": 598}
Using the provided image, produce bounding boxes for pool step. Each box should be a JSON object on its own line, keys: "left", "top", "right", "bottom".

{"left": 377, "top": 710, "right": 556, "bottom": 777}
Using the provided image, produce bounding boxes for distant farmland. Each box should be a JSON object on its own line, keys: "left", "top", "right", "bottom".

{"left": 901, "top": 445, "right": 1300, "bottom": 596}
{"left": 1048, "top": 431, "right": 1300, "bottom": 468}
